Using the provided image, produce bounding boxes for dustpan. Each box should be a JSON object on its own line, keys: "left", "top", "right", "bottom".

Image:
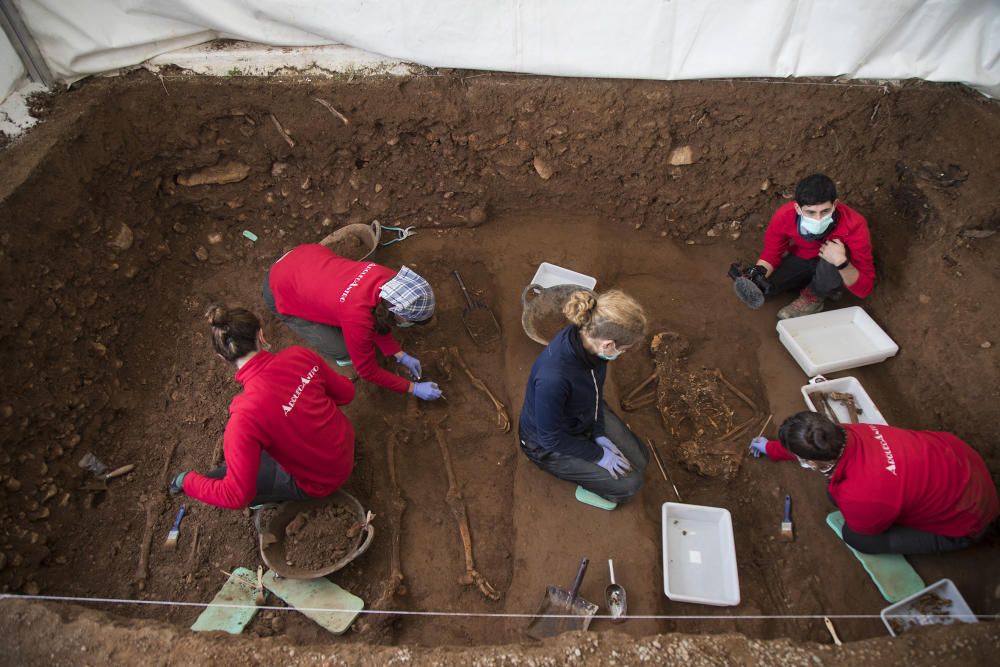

{"left": 526, "top": 558, "right": 599, "bottom": 640}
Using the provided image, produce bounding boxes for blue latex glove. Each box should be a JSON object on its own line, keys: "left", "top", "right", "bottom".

{"left": 595, "top": 435, "right": 623, "bottom": 456}
{"left": 749, "top": 436, "right": 769, "bottom": 459}
{"left": 396, "top": 352, "right": 422, "bottom": 380}
{"left": 412, "top": 381, "right": 442, "bottom": 401}
{"left": 597, "top": 448, "right": 632, "bottom": 479}
{"left": 168, "top": 471, "right": 188, "bottom": 497}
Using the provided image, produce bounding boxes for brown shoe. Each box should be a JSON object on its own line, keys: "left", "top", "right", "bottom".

{"left": 777, "top": 288, "right": 825, "bottom": 320}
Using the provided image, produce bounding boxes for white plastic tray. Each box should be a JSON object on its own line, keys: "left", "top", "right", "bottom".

{"left": 801, "top": 375, "right": 888, "bottom": 425}
{"left": 881, "top": 579, "right": 977, "bottom": 637}
{"left": 776, "top": 306, "right": 899, "bottom": 376}
{"left": 530, "top": 262, "right": 597, "bottom": 290}
{"left": 661, "top": 502, "right": 740, "bottom": 606}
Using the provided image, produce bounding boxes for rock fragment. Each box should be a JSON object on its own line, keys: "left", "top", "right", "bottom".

{"left": 669, "top": 145, "right": 695, "bottom": 166}
{"left": 177, "top": 161, "right": 251, "bottom": 186}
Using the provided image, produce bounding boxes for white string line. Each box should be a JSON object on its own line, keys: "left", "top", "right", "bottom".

{"left": 2, "top": 594, "right": 996, "bottom": 621}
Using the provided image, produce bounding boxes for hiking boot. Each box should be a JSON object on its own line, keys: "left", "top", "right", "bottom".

{"left": 777, "top": 288, "right": 824, "bottom": 320}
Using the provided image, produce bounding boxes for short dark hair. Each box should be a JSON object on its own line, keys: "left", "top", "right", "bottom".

{"left": 778, "top": 411, "right": 846, "bottom": 461}
{"left": 795, "top": 174, "right": 837, "bottom": 206}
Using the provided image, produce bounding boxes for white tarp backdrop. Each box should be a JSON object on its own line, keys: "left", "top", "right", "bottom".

{"left": 0, "top": 21, "right": 25, "bottom": 100}
{"left": 5, "top": 0, "right": 1000, "bottom": 101}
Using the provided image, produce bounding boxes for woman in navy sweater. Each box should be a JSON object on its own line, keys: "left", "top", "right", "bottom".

{"left": 519, "top": 289, "right": 649, "bottom": 504}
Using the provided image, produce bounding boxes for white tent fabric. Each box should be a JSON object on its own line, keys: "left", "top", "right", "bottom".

{"left": 0, "top": 24, "right": 26, "bottom": 101}
{"left": 8, "top": 0, "right": 1000, "bottom": 97}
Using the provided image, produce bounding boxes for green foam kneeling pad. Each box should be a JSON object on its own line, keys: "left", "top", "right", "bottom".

{"left": 575, "top": 485, "right": 617, "bottom": 510}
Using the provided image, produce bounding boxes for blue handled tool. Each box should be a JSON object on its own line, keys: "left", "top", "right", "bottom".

{"left": 165, "top": 505, "right": 187, "bottom": 550}
{"left": 780, "top": 495, "right": 794, "bottom": 541}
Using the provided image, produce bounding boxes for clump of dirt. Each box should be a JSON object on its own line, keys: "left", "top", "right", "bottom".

{"left": 652, "top": 331, "right": 760, "bottom": 479}
{"left": 284, "top": 502, "right": 358, "bottom": 570}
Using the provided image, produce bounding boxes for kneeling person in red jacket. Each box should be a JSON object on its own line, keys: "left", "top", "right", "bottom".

{"left": 169, "top": 306, "right": 357, "bottom": 509}
{"left": 749, "top": 411, "right": 998, "bottom": 555}
{"left": 730, "top": 173, "right": 876, "bottom": 320}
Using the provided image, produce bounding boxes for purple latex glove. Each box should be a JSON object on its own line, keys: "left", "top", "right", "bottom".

{"left": 396, "top": 352, "right": 422, "bottom": 380}
{"left": 749, "top": 436, "right": 769, "bottom": 459}
{"left": 412, "top": 381, "right": 441, "bottom": 401}
{"left": 597, "top": 448, "right": 632, "bottom": 479}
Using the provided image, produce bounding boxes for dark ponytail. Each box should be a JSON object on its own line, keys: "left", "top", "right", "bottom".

{"left": 372, "top": 299, "right": 395, "bottom": 335}
{"left": 205, "top": 305, "right": 261, "bottom": 363}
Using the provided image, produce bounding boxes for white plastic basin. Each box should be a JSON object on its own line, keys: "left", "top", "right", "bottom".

{"left": 530, "top": 262, "right": 597, "bottom": 290}
{"left": 777, "top": 306, "right": 898, "bottom": 376}
{"left": 661, "top": 502, "right": 740, "bottom": 606}
{"left": 880, "top": 579, "right": 977, "bottom": 636}
{"left": 800, "top": 375, "right": 888, "bottom": 425}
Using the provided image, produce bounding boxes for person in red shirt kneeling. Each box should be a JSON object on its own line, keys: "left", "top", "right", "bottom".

{"left": 168, "top": 306, "right": 357, "bottom": 510}
{"left": 749, "top": 411, "right": 998, "bottom": 554}
{"left": 729, "top": 173, "right": 876, "bottom": 320}
{"left": 263, "top": 245, "right": 441, "bottom": 401}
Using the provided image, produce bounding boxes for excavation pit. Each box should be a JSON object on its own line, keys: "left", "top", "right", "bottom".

{"left": 0, "top": 72, "right": 998, "bottom": 660}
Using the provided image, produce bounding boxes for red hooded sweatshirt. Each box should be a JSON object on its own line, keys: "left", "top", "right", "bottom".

{"left": 268, "top": 244, "right": 409, "bottom": 393}
{"left": 759, "top": 201, "right": 876, "bottom": 298}
{"left": 766, "top": 423, "right": 998, "bottom": 538}
{"left": 184, "top": 347, "right": 356, "bottom": 509}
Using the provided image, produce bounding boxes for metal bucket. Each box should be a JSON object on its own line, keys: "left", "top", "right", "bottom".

{"left": 521, "top": 283, "right": 594, "bottom": 345}
{"left": 319, "top": 221, "right": 381, "bottom": 261}
{"left": 255, "top": 490, "right": 375, "bottom": 579}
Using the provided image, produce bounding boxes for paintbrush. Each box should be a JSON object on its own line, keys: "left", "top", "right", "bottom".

{"left": 164, "top": 505, "right": 187, "bottom": 550}
{"left": 780, "top": 495, "right": 794, "bottom": 541}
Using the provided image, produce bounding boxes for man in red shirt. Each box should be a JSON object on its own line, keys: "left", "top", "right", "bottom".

{"left": 749, "top": 411, "right": 998, "bottom": 554}
{"left": 730, "top": 173, "right": 876, "bottom": 319}
{"left": 169, "top": 307, "right": 357, "bottom": 509}
{"left": 263, "top": 244, "right": 441, "bottom": 401}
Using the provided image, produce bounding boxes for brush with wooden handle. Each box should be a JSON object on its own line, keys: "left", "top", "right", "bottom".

{"left": 164, "top": 505, "right": 186, "bottom": 550}
{"left": 780, "top": 495, "right": 794, "bottom": 541}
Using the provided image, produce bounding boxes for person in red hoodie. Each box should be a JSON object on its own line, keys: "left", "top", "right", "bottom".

{"left": 749, "top": 411, "right": 998, "bottom": 554}
{"left": 263, "top": 244, "right": 442, "bottom": 401}
{"left": 168, "top": 306, "right": 357, "bottom": 509}
{"left": 729, "top": 173, "right": 876, "bottom": 319}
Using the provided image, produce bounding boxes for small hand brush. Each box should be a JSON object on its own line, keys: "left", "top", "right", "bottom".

{"left": 780, "top": 495, "right": 794, "bottom": 541}
{"left": 164, "top": 505, "right": 187, "bottom": 550}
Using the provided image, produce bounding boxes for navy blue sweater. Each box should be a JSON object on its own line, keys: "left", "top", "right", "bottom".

{"left": 519, "top": 325, "right": 607, "bottom": 461}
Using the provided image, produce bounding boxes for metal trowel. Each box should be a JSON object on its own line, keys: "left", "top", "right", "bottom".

{"left": 605, "top": 559, "right": 627, "bottom": 622}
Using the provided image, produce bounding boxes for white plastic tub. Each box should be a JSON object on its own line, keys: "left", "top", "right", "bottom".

{"left": 661, "top": 502, "right": 740, "bottom": 606}
{"left": 880, "top": 579, "right": 977, "bottom": 636}
{"left": 776, "top": 306, "right": 899, "bottom": 376}
{"left": 800, "top": 375, "right": 888, "bottom": 425}
{"left": 530, "top": 262, "right": 597, "bottom": 290}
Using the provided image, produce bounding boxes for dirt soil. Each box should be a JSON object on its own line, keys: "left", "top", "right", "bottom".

{"left": 283, "top": 502, "right": 358, "bottom": 571}
{"left": 1, "top": 71, "right": 999, "bottom": 661}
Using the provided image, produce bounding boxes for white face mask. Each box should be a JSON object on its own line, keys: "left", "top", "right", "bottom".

{"left": 800, "top": 213, "right": 834, "bottom": 236}
{"left": 597, "top": 342, "right": 623, "bottom": 361}
{"left": 396, "top": 320, "right": 414, "bottom": 328}
{"left": 797, "top": 203, "right": 836, "bottom": 237}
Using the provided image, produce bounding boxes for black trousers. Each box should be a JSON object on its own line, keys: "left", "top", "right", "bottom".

{"left": 205, "top": 450, "right": 312, "bottom": 506}
{"left": 262, "top": 271, "right": 352, "bottom": 363}
{"left": 520, "top": 406, "right": 649, "bottom": 504}
{"left": 841, "top": 523, "right": 981, "bottom": 555}
{"left": 828, "top": 491, "right": 983, "bottom": 555}
{"left": 768, "top": 255, "right": 844, "bottom": 299}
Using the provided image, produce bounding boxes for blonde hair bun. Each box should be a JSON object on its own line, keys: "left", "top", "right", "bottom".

{"left": 563, "top": 290, "right": 598, "bottom": 327}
